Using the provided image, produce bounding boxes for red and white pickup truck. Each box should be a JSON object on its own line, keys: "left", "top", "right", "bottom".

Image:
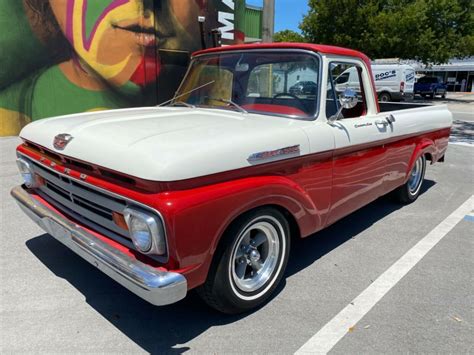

{"left": 12, "top": 43, "right": 452, "bottom": 314}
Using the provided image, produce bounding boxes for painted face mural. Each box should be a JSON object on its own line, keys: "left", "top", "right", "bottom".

{"left": 50, "top": 0, "right": 160, "bottom": 88}
{"left": 0, "top": 0, "right": 240, "bottom": 136}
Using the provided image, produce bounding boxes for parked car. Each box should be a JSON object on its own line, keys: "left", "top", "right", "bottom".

{"left": 289, "top": 81, "right": 317, "bottom": 96}
{"left": 414, "top": 76, "right": 447, "bottom": 99}
{"left": 12, "top": 43, "right": 452, "bottom": 314}
{"left": 336, "top": 64, "right": 415, "bottom": 102}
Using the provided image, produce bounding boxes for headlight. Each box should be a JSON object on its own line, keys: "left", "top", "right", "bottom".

{"left": 16, "top": 158, "right": 42, "bottom": 188}
{"left": 123, "top": 207, "right": 166, "bottom": 255}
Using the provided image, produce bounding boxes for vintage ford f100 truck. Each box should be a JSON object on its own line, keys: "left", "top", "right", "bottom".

{"left": 12, "top": 43, "right": 452, "bottom": 313}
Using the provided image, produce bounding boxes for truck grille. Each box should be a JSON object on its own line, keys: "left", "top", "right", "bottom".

{"left": 23, "top": 156, "right": 134, "bottom": 248}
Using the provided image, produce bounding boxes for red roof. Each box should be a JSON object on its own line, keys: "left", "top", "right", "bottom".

{"left": 193, "top": 42, "right": 371, "bottom": 66}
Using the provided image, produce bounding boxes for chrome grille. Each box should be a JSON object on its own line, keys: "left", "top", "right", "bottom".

{"left": 23, "top": 156, "right": 134, "bottom": 247}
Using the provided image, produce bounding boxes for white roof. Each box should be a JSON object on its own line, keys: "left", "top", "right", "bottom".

{"left": 373, "top": 57, "right": 474, "bottom": 72}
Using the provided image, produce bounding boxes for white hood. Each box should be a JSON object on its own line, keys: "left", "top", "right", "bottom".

{"left": 20, "top": 107, "right": 311, "bottom": 181}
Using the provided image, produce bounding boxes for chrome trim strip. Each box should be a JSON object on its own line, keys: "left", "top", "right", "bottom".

{"left": 11, "top": 185, "right": 187, "bottom": 306}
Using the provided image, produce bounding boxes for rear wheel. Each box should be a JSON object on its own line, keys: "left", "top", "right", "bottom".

{"left": 393, "top": 155, "right": 426, "bottom": 203}
{"left": 198, "top": 208, "right": 290, "bottom": 314}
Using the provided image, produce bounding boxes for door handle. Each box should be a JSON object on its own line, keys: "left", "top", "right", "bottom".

{"left": 375, "top": 119, "right": 389, "bottom": 126}
{"left": 375, "top": 115, "right": 396, "bottom": 126}
{"left": 386, "top": 114, "right": 396, "bottom": 124}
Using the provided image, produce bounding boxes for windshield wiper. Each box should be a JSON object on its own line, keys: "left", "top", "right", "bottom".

{"left": 167, "top": 101, "right": 195, "bottom": 108}
{"left": 158, "top": 80, "right": 215, "bottom": 107}
{"left": 206, "top": 97, "right": 248, "bottom": 114}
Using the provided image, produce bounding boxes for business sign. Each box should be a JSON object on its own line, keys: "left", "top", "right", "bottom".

{"left": 375, "top": 70, "right": 397, "bottom": 81}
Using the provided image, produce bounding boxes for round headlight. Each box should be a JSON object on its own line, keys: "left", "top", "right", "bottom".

{"left": 123, "top": 208, "right": 166, "bottom": 255}
{"left": 16, "top": 158, "right": 40, "bottom": 188}
{"left": 127, "top": 215, "right": 153, "bottom": 252}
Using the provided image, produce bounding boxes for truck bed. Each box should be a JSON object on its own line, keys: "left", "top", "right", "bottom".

{"left": 379, "top": 102, "right": 432, "bottom": 112}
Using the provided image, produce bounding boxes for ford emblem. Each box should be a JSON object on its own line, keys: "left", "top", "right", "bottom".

{"left": 53, "top": 133, "right": 73, "bottom": 150}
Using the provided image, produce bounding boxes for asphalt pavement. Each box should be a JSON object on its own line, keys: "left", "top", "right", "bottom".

{"left": 0, "top": 106, "right": 473, "bottom": 353}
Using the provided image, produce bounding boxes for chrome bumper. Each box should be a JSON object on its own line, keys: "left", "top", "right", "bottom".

{"left": 11, "top": 185, "right": 187, "bottom": 306}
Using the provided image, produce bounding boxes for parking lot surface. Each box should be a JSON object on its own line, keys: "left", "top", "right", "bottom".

{"left": 1, "top": 101, "right": 473, "bottom": 353}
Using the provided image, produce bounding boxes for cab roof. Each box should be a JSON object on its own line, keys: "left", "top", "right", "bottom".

{"left": 193, "top": 42, "right": 371, "bottom": 67}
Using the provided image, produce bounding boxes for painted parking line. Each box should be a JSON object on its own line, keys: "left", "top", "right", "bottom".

{"left": 295, "top": 195, "right": 474, "bottom": 355}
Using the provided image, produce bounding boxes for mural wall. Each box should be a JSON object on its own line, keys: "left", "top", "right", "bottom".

{"left": 0, "top": 0, "right": 243, "bottom": 136}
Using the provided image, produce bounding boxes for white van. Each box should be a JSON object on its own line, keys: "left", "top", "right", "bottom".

{"left": 372, "top": 64, "right": 416, "bottom": 101}
{"left": 335, "top": 64, "right": 416, "bottom": 102}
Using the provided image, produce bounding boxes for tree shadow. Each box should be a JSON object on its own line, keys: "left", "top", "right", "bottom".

{"left": 450, "top": 120, "right": 474, "bottom": 145}
{"left": 25, "top": 180, "right": 435, "bottom": 353}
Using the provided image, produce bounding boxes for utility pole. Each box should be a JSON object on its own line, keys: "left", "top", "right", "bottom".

{"left": 262, "top": 0, "right": 275, "bottom": 43}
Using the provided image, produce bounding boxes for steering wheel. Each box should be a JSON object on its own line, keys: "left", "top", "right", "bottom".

{"left": 271, "top": 93, "right": 305, "bottom": 110}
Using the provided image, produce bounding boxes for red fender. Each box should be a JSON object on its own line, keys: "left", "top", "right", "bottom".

{"left": 404, "top": 138, "right": 436, "bottom": 182}
{"left": 154, "top": 175, "right": 324, "bottom": 288}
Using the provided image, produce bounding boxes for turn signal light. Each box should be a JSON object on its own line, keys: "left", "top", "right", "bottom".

{"left": 112, "top": 212, "right": 129, "bottom": 230}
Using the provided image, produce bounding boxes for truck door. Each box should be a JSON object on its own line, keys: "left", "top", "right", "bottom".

{"left": 326, "top": 61, "right": 389, "bottom": 225}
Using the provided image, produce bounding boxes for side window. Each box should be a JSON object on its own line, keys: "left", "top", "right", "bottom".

{"left": 326, "top": 63, "right": 367, "bottom": 119}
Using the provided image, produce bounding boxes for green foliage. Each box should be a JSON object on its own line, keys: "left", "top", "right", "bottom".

{"left": 273, "top": 30, "right": 306, "bottom": 43}
{"left": 300, "top": 0, "right": 474, "bottom": 64}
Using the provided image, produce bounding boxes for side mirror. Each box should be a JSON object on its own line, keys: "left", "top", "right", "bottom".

{"left": 328, "top": 88, "right": 358, "bottom": 123}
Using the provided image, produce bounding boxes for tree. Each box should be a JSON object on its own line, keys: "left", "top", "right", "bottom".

{"left": 300, "top": 0, "right": 474, "bottom": 64}
{"left": 273, "top": 30, "right": 306, "bottom": 43}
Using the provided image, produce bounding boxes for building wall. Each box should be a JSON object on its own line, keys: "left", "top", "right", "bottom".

{"left": 0, "top": 0, "right": 245, "bottom": 136}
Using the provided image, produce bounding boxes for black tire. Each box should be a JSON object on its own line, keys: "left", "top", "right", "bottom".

{"left": 429, "top": 92, "right": 435, "bottom": 99}
{"left": 379, "top": 92, "right": 391, "bottom": 102}
{"left": 442, "top": 93, "right": 446, "bottom": 99}
{"left": 197, "top": 207, "right": 291, "bottom": 314}
{"left": 393, "top": 155, "right": 426, "bottom": 204}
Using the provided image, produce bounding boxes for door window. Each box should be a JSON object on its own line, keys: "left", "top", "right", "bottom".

{"left": 327, "top": 63, "right": 367, "bottom": 119}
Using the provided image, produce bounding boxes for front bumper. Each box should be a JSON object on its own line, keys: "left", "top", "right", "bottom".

{"left": 11, "top": 185, "right": 187, "bottom": 306}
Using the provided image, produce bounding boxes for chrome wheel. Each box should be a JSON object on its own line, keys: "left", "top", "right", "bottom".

{"left": 408, "top": 156, "right": 424, "bottom": 195}
{"left": 230, "top": 218, "right": 281, "bottom": 293}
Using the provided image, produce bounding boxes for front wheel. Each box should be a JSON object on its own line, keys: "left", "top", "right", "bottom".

{"left": 379, "top": 92, "right": 391, "bottom": 102}
{"left": 198, "top": 208, "right": 290, "bottom": 314}
{"left": 393, "top": 155, "right": 426, "bottom": 203}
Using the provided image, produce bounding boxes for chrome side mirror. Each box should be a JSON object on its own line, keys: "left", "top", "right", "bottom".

{"left": 328, "top": 88, "right": 358, "bottom": 123}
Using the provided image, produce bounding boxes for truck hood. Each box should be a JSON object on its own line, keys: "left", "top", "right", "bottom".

{"left": 20, "top": 107, "right": 311, "bottom": 181}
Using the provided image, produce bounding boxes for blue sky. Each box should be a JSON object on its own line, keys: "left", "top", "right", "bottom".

{"left": 246, "top": 0, "right": 309, "bottom": 33}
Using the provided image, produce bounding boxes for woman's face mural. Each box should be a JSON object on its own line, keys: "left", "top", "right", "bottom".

{"left": 48, "top": 0, "right": 204, "bottom": 88}
{"left": 0, "top": 0, "right": 233, "bottom": 136}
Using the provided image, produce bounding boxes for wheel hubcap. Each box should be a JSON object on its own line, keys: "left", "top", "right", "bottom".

{"left": 408, "top": 157, "right": 423, "bottom": 195}
{"left": 231, "top": 220, "right": 280, "bottom": 293}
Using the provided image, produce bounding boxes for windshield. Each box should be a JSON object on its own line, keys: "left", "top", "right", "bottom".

{"left": 174, "top": 51, "right": 320, "bottom": 119}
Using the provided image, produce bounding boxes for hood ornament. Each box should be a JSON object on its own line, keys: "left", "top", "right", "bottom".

{"left": 53, "top": 133, "right": 73, "bottom": 150}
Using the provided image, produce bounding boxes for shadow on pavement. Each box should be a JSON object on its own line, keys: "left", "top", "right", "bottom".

{"left": 450, "top": 120, "right": 474, "bottom": 145}
{"left": 25, "top": 180, "right": 435, "bottom": 353}
{"left": 286, "top": 179, "right": 435, "bottom": 277}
